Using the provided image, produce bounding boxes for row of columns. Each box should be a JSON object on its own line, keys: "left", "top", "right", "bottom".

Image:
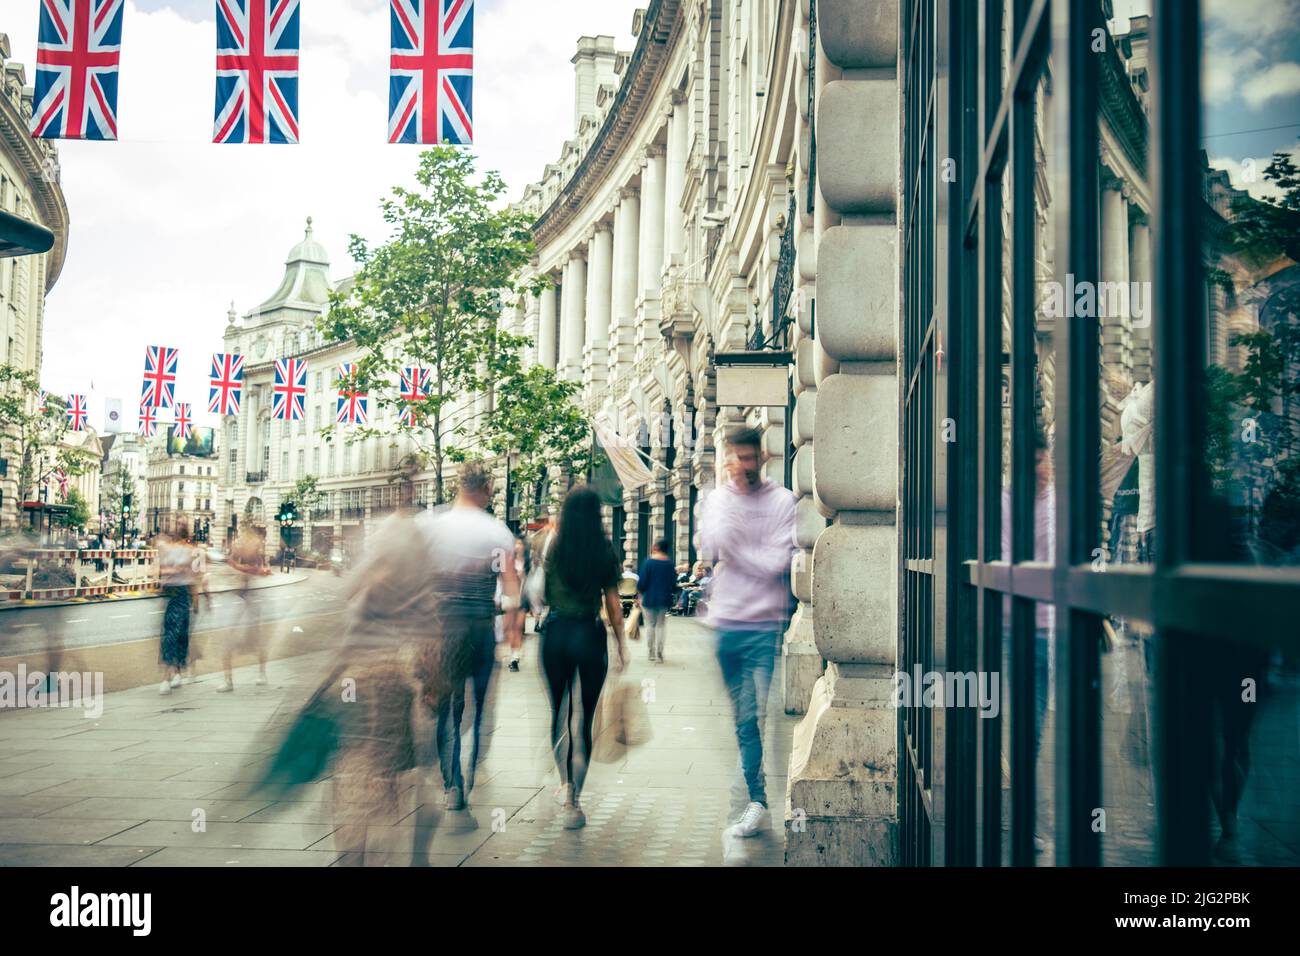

{"left": 528, "top": 93, "right": 694, "bottom": 396}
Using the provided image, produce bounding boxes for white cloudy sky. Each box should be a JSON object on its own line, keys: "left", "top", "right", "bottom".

{"left": 2, "top": 0, "right": 642, "bottom": 430}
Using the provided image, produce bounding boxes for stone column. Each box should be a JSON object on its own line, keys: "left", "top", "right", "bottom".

{"left": 538, "top": 285, "right": 559, "bottom": 370}
{"left": 584, "top": 223, "right": 614, "bottom": 391}
{"left": 560, "top": 251, "right": 587, "bottom": 382}
{"left": 638, "top": 145, "right": 667, "bottom": 302}
{"left": 1129, "top": 214, "right": 1152, "bottom": 383}
{"left": 1100, "top": 178, "right": 1132, "bottom": 377}
{"left": 523, "top": 291, "right": 541, "bottom": 368}
{"left": 786, "top": 0, "right": 900, "bottom": 867}
{"left": 611, "top": 187, "right": 640, "bottom": 385}
{"left": 664, "top": 94, "right": 689, "bottom": 268}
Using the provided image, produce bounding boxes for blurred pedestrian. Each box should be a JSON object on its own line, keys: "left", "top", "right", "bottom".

{"left": 637, "top": 539, "right": 676, "bottom": 663}
{"left": 506, "top": 537, "right": 526, "bottom": 672}
{"left": 157, "top": 523, "right": 200, "bottom": 695}
{"left": 328, "top": 508, "right": 437, "bottom": 865}
{"left": 698, "top": 427, "right": 796, "bottom": 839}
{"left": 418, "top": 461, "right": 521, "bottom": 810}
{"left": 218, "top": 526, "right": 269, "bottom": 692}
{"left": 541, "top": 486, "right": 628, "bottom": 829}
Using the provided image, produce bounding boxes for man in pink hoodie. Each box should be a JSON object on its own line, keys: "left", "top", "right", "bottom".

{"left": 697, "top": 426, "right": 797, "bottom": 839}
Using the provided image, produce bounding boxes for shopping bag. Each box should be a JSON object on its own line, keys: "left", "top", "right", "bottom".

{"left": 248, "top": 666, "right": 346, "bottom": 799}
{"left": 591, "top": 680, "right": 654, "bottom": 763}
{"left": 625, "top": 604, "right": 642, "bottom": 641}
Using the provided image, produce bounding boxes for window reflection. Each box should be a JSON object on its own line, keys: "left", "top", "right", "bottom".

{"left": 1201, "top": 0, "right": 1300, "bottom": 566}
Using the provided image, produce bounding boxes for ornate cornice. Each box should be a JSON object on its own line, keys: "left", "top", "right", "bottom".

{"left": 0, "top": 84, "right": 69, "bottom": 291}
{"left": 532, "top": 0, "right": 684, "bottom": 248}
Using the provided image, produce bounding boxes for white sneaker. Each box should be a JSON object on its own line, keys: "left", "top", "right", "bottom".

{"left": 255, "top": 673, "right": 268, "bottom": 686}
{"left": 731, "top": 801, "right": 769, "bottom": 838}
{"left": 216, "top": 681, "right": 234, "bottom": 693}
{"left": 169, "top": 674, "right": 182, "bottom": 688}
{"left": 445, "top": 786, "right": 465, "bottom": 811}
{"left": 158, "top": 680, "right": 172, "bottom": 696}
{"left": 562, "top": 798, "right": 586, "bottom": 830}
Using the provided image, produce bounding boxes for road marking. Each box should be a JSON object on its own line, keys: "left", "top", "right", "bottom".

{"left": 110, "top": 614, "right": 131, "bottom": 620}
{"left": 10, "top": 622, "right": 40, "bottom": 628}
{"left": 65, "top": 618, "right": 89, "bottom": 624}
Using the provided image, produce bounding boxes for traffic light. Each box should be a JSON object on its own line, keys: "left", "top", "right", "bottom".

{"left": 277, "top": 501, "right": 299, "bottom": 523}
{"left": 122, "top": 493, "right": 132, "bottom": 517}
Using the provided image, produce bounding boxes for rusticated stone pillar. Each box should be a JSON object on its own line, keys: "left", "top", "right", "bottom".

{"left": 786, "top": 0, "right": 901, "bottom": 868}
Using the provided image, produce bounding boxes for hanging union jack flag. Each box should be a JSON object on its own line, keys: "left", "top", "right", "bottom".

{"left": 173, "top": 402, "right": 193, "bottom": 440}
{"left": 336, "top": 363, "right": 368, "bottom": 426}
{"left": 141, "top": 345, "right": 178, "bottom": 409}
{"left": 399, "top": 366, "right": 431, "bottom": 426}
{"left": 389, "top": 0, "right": 473, "bottom": 145}
{"left": 208, "top": 352, "right": 244, "bottom": 416}
{"left": 66, "top": 394, "right": 88, "bottom": 430}
{"left": 51, "top": 468, "right": 70, "bottom": 498}
{"left": 138, "top": 403, "right": 157, "bottom": 438}
{"left": 272, "top": 357, "right": 307, "bottom": 421}
{"left": 30, "top": 0, "right": 124, "bottom": 140}
{"left": 214, "top": 0, "right": 301, "bottom": 144}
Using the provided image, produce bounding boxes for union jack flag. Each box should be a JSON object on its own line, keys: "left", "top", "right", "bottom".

{"left": 138, "top": 403, "right": 157, "bottom": 437}
{"left": 389, "top": 0, "right": 473, "bottom": 145}
{"left": 272, "top": 357, "right": 307, "bottom": 421}
{"left": 52, "top": 468, "right": 70, "bottom": 498}
{"left": 214, "top": 0, "right": 301, "bottom": 144}
{"left": 336, "top": 363, "right": 368, "bottom": 426}
{"left": 399, "top": 366, "right": 431, "bottom": 426}
{"left": 141, "top": 345, "right": 178, "bottom": 409}
{"left": 66, "top": 394, "right": 87, "bottom": 430}
{"left": 208, "top": 352, "right": 244, "bottom": 416}
{"left": 31, "top": 0, "right": 124, "bottom": 140}
{"left": 173, "top": 402, "right": 193, "bottom": 440}
{"left": 37, "top": 389, "right": 49, "bottom": 413}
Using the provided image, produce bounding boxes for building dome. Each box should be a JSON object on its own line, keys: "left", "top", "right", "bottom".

{"left": 286, "top": 216, "right": 329, "bottom": 266}
{"left": 253, "top": 217, "right": 332, "bottom": 314}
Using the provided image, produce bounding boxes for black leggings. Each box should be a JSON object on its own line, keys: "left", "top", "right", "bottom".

{"left": 541, "top": 614, "right": 608, "bottom": 795}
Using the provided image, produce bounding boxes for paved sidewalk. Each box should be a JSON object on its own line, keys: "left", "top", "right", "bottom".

{"left": 0, "top": 616, "right": 796, "bottom": 866}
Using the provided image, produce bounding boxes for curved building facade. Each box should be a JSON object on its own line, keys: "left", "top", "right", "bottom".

{"left": 513, "top": 0, "right": 899, "bottom": 863}
{"left": 0, "top": 33, "right": 70, "bottom": 531}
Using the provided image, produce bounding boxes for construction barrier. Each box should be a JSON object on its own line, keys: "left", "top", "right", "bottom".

{"left": 1, "top": 548, "right": 161, "bottom": 604}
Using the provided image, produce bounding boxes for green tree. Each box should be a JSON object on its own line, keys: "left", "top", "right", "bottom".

{"left": 478, "top": 332, "right": 591, "bottom": 522}
{"left": 63, "top": 487, "right": 91, "bottom": 531}
{"left": 0, "top": 365, "right": 92, "bottom": 506}
{"left": 320, "top": 146, "right": 545, "bottom": 504}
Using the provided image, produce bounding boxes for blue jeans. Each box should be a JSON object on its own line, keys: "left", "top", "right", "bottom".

{"left": 437, "top": 618, "right": 497, "bottom": 793}
{"left": 715, "top": 628, "right": 780, "bottom": 806}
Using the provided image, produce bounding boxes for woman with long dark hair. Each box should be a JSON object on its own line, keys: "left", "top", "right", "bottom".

{"left": 542, "top": 486, "right": 627, "bottom": 828}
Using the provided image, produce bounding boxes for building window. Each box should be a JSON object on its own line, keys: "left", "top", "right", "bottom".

{"left": 898, "top": 0, "right": 1299, "bottom": 868}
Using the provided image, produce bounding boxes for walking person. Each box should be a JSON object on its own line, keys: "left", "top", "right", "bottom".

{"left": 157, "top": 523, "right": 200, "bottom": 695}
{"left": 541, "top": 486, "right": 628, "bottom": 829}
{"left": 218, "top": 526, "right": 269, "bottom": 692}
{"left": 637, "top": 539, "right": 677, "bottom": 663}
{"left": 417, "top": 461, "right": 522, "bottom": 811}
{"left": 506, "top": 537, "right": 526, "bottom": 672}
{"left": 698, "top": 427, "right": 797, "bottom": 839}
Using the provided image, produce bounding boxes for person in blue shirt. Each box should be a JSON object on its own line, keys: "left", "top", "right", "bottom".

{"left": 637, "top": 539, "right": 677, "bottom": 662}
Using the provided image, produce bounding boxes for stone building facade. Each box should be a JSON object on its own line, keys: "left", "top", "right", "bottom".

{"left": 216, "top": 221, "right": 472, "bottom": 561}
{"left": 512, "top": 0, "right": 900, "bottom": 864}
{"left": 0, "top": 34, "right": 69, "bottom": 530}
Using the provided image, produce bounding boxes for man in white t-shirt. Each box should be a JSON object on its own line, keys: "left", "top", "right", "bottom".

{"left": 416, "top": 460, "right": 520, "bottom": 810}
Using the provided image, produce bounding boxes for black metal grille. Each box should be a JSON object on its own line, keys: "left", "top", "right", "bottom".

{"left": 807, "top": 0, "right": 817, "bottom": 217}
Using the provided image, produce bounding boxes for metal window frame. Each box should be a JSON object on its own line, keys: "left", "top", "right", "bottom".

{"left": 901, "top": 0, "right": 1300, "bottom": 867}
